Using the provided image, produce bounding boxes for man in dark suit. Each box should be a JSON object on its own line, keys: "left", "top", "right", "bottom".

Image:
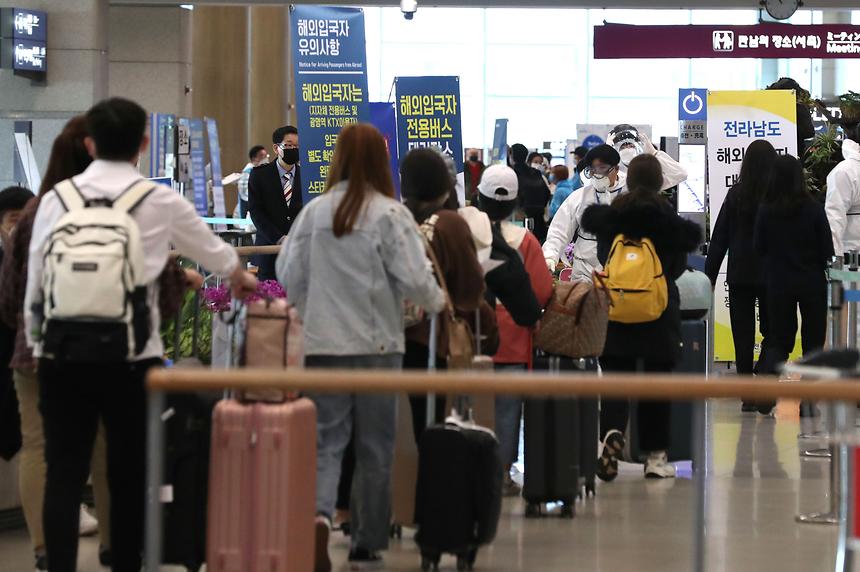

{"left": 248, "top": 125, "right": 302, "bottom": 280}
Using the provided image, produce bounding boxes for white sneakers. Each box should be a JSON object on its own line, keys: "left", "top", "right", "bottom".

{"left": 79, "top": 504, "right": 99, "bottom": 537}
{"left": 644, "top": 451, "right": 676, "bottom": 479}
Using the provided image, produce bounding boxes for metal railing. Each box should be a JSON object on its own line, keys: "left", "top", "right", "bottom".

{"left": 145, "top": 368, "right": 860, "bottom": 572}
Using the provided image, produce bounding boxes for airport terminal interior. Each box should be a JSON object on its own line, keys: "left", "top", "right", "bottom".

{"left": 2, "top": 1, "right": 860, "bottom": 571}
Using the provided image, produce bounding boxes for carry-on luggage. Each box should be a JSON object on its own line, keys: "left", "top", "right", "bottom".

{"left": 627, "top": 319, "right": 705, "bottom": 462}
{"left": 527, "top": 354, "right": 600, "bottom": 515}
{"left": 161, "top": 392, "right": 216, "bottom": 572}
{"left": 206, "top": 397, "right": 317, "bottom": 572}
{"left": 414, "top": 414, "right": 503, "bottom": 572}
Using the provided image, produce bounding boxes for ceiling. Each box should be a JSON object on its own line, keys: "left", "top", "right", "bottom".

{"left": 108, "top": 1, "right": 859, "bottom": 9}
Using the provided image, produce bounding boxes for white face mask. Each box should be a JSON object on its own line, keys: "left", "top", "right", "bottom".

{"left": 592, "top": 175, "right": 612, "bottom": 192}
{"left": 531, "top": 162, "right": 543, "bottom": 171}
{"left": 619, "top": 147, "right": 639, "bottom": 166}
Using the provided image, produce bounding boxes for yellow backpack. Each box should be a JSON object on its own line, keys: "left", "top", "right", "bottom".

{"left": 602, "top": 234, "right": 668, "bottom": 324}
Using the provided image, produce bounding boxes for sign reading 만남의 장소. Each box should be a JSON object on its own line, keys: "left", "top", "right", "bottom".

{"left": 290, "top": 5, "right": 370, "bottom": 205}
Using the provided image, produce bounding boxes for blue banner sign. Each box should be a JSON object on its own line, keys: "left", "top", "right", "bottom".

{"left": 395, "top": 76, "right": 464, "bottom": 175}
{"left": 370, "top": 102, "right": 400, "bottom": 199}
{"left": 290, "top": 5, "right": 369, "bottom": 204}
{"left": 491, "top": 118, "right": 508, "bottom": 164}
{"left": 188, "top": 118, "right": 208, "bottom": 216}
{"left": 206, "top": 118, "right": 227, "bottom": 231}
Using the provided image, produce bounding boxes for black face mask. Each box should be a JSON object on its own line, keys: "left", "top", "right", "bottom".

{"left": 469, "top": 155, "right": 479, "bottom": 162}
{"left": 282, "top": 147, "right": 300, "bottom": 165}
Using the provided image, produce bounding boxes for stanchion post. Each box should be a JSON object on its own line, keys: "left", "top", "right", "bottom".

{"left": 848, "top": 252, "right": 858, "bottom": 349}
{"left": 834, "top": 401, "right": 857, "bottom": 572}
{"left": 144, "top": 390, "right": 166, "bottom": 572}
{"left": 692, "top": 398, "right": 708, "bottom": 572}
{"left": 426, "top": 315, "right": 437, "bottom": 426}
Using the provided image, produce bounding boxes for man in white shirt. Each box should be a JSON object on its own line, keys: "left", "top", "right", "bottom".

{"left": 234, "top": 144, "right": 269, "bottom": 219}
{"left": 25, "top": 97, "right": 257, "bottom": 572}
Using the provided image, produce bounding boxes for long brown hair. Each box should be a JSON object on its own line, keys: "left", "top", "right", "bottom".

{"left": 328, "top": 123, "right": 395, "bottom": 237}
{"left": 38, "top": 116, "right": 92, "bottom": 197}
{"left": 612, "top": 153, "right": 666, "bottom": 211}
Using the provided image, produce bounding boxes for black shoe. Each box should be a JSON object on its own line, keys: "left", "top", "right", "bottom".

{"left": 348, "top": 547, "right": 384, "bottom": 571}
{"left": 315, "top": 516, "right": 332, "bottom": 572}
{"left": 597, "top": 430, "right": 625, "bottom": 483}
{"left": 742, "top": 402, "right": 758, "bottom": 413}
{"left": 757, "top": 401, "right": 776, "bottom": 416}
{"left": 34, "top": 553, "right": 47, "bottom": 572}
{"left": 98, "top": 545, "right": 112, "bottom": 567}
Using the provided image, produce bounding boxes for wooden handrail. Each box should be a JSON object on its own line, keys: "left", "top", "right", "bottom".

{"left": 235, "top": 245, "right": 281, "bottom": 257}
{"left": 147, "top": 368, "right": 860, "bottom": 401}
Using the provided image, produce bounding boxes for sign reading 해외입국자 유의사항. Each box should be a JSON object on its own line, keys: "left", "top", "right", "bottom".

{"left": 395, "top": 76, "right": 464, "bottom": 177}
{"left": 290, "top": 5, "right": 369, "bottom": 205}
{"left": 707, "top": 90, "right": 797, "bottom": 362}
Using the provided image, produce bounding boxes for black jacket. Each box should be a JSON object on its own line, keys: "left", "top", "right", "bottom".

{"left": 582, "top": 197, "right": 702, "bottom": 364}
{"left": 484, "top": 223, "right": 541, "bottom": 327}
{"left": 247, "top": 162, "right": 304, "bottom": 245}
{"left": 705, "top": 185, "right": 763, "bottom": 286}
{"left": 513, "top": 163, "right": 551, "bottom": 213}
{"left": 754, "top": 199, "right": 834, "bottom": 293}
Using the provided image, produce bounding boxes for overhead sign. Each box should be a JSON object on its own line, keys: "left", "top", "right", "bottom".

{"left": 0, "top": 8, "right": 47, "bottom": 72}
{"left": 707, "top": 90, "right": 798, "bottom": 362}
{"left": 395, "top": 75, "right": 464, "bottom": 175}
{"left": 594, "top": 23, "right": 860, "bottom": 59}
{"left": 290, "top": 5, "right": 370, "bottom": 205}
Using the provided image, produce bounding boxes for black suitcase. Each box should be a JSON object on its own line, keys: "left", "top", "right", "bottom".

{"left": 161, "top": 392, "right": 216, "bottom": 571}
{"left": 414, "top": 419, "right": 502, "bottom": 572}
{"left": 628, "top": 320, "right": 706, "bottom": 462}
{"left": 525, "top": 355, "right": 599, "bottom": 517}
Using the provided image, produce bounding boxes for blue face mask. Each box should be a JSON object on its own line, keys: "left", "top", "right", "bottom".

{"left": 549, "top": 174, "right": 557, "bottom": 183}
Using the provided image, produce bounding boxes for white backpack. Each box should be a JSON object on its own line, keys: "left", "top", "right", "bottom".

{"left": 40, "top": 179, "right": 156, "bottom": 363}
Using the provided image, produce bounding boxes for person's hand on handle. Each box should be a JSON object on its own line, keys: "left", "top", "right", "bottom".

{"left": 229, "top": 266, "right": 258, "bottom": 300}
{"left": 183, "top": 269, "right": 205, "bottom": 291}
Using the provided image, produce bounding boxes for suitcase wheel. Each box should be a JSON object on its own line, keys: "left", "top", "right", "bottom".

{"left": 456, "top": 553, "right": 471, "bottom": 572}
{"left": 420, "top": 552, "right": 440, "bottom": 571}
{"left": 525, "top": 502, "right": 542, "bottom": 518}
{"left": 560, "top": 503, "right": 575, "bottom": 519}
{"left": 341, "top": 521, "right": 351, "bottom": 537}
{"left": 585, "top": 480, "right": 597, "bottom": 498}
{"left": 390, "top": 523, "right": 403, "bottom": 540}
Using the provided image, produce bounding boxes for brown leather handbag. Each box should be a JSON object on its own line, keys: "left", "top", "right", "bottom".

{"left": 424, "top": 239, "right": 475, "bottom": 371}
{"left": 240, "top": 298, "right": 304, "bottom": 402}
{"left": 535, "top": 272, "right": 611, "bottom": 359}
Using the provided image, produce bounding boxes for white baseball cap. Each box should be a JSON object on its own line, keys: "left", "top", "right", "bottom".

{"left": 477, "top": 164, "right": 518, "bottom": 202}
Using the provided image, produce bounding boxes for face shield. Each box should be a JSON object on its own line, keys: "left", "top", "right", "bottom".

{"left": 609, "top": 126, "right": 643, "bottom": 167}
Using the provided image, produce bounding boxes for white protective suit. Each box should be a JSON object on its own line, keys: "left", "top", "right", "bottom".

{"left": 825, "top": 139, "right": 860, "bottom": 256}
{"left": 542, "top": 150, "right": 688, "bottom": 282}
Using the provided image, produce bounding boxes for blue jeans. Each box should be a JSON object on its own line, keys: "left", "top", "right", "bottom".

{"left": 494, "top": 364, "right": 526, "bottom": 468}
{"left": 306, "top": 353, "right": 401, "bottom": 552}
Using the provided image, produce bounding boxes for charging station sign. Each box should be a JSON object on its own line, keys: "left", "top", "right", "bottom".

{"left": 679, "top": 88, "right": 707, "bottom": 144}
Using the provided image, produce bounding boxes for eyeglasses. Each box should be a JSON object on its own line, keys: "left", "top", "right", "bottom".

{"left": 583, "top": 164, "right": 615, "bottom": 179}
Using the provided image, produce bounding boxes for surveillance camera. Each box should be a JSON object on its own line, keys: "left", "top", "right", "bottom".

{"left": 400, "top": 0, "right": 417, "bottom": 20}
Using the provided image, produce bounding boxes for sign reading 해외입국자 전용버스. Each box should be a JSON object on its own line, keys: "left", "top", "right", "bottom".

{"left": 395, "top": 76, "right": 464, "bottom": 178}
{"left": 290, "top": 5, "right": 369, "bottom": 205}
{"left": 707, "top": 90, "right": 798, "bottom": 362}
{"left": 370, "top": 102, "right": 400, "bottom": 199}
{"left": 188, "top": 118, "right": 208, "bottom": 216}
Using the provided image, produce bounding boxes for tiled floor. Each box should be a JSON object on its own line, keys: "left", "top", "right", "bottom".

{"left": 0, "top": 399, "right": 846, "bottom": 571}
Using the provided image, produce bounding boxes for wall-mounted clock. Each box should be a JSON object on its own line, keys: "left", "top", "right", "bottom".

{"left": 762, "top": 0, "right": 802, "bottom": 21}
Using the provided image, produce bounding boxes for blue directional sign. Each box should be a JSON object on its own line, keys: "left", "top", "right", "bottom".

{"left": 679, "top": 88, "right": 708, "bottom": 121}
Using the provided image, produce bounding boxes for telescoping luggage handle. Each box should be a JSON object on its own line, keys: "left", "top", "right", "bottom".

{"left": 425, "top": 315, "right": 437, "bottom": 429}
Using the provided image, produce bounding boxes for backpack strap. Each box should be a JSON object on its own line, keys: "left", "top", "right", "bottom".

{"left": 112, "top": 180, "right": 157, "bottom": 214}
{"left": 53, "top": 180, "right": 86, "bottom": 212}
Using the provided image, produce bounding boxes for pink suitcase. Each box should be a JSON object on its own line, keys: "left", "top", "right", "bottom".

{"left": 207, "top": 398, "right": 317, "bottom": 572}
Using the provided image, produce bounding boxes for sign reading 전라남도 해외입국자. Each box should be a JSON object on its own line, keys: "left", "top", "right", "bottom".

{"left": 707, "top": 90, "right": 798, "bottom": 362}
{"left": 594, "top": 23, "right": 860, "bottom": 59}
{"left": 290, "top": 5, "right": 370, "bottom": 205}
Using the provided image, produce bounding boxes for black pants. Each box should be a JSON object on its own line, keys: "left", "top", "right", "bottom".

{"left": 39, "top": 357, "right": 161, "bottom": 572}
{"left": 758, "top": 285, "right": 827, "bottom": 375}
{"left": 728, "top": 283, "right": 770, "bottom": 375}
{"left": 402, "top": 340, "right": 447, "bottom": 444}
{"left": 600, "top": 356, "right": 673, "bottom": 452}
{"left": 523, "top": 207, "right": 548, "bottom": 244}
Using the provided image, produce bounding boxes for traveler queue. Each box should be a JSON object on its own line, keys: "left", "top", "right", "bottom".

{"left": 0, "top": 94, "right": 851, "bottom": 572}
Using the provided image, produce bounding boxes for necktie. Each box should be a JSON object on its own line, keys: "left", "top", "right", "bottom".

{"left": 283, "top": 171, "right": 293, "bottom": 207}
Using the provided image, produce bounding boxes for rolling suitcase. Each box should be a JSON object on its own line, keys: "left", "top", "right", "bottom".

{"left": 161, "top": 393, "right": 216, "bottom": 571}
{"left": 627, "top": 319, "right": 705, "bottom": 462}
{"left": 526, "top": 354, "right": 600, "bottom": 516}
{"left": 206, "top": 397, "right": 317, "bottom": 572}
{"left": 414, "top": 415, "right": 503, "bottom": 572}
